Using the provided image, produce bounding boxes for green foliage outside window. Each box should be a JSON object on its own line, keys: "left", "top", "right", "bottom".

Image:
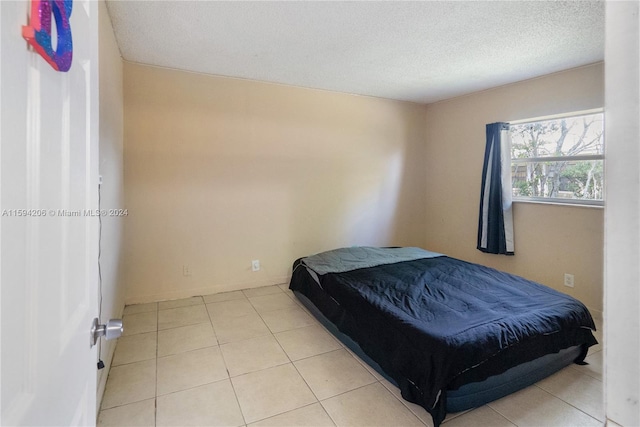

{"left": 510, "top": 112, "right": 604, "bottom": 203}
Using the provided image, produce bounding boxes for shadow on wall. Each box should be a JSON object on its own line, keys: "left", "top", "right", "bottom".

{"left": 123, "top": 64, "right": 427, "bottom": 300}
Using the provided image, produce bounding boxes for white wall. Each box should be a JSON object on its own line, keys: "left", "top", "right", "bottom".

{"left": 604, "top": 2, "right": 640, "bottom": 426}
{"left": 96, "top": 0, "right": 126, "bottom": 409}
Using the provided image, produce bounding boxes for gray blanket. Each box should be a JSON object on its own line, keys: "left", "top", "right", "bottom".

{"left": 302, "top": 246, "right": 443, "bottom": 275}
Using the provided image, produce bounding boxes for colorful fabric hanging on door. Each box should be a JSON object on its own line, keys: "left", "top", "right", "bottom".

{"left": 22, "top": 0, "right": 73, "bottom": 72}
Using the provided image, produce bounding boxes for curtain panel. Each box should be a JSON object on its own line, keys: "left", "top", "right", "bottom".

{"left": 477, "top": 122, "right": 514, "bottom": 255}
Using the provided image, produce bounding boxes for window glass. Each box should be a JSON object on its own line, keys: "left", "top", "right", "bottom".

{"left": 509, "top": 112, "right": 604, "bottom": 205}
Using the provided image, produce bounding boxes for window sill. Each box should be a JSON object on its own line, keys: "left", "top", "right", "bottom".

{"left": 512, "top": 198, "right": 604, "bottom": 209}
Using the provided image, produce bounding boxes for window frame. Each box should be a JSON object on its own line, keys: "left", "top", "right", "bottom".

{"left": 508, "top": 109, "right": 605, "bottom": 207}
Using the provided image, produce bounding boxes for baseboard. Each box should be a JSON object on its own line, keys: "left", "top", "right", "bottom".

{"left": 124, "top": 276, "right": 291, "bottom": 305}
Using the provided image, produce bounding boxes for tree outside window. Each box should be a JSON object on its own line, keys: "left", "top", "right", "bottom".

{"left": 509, "top": 112, "right": 604, "bottom": 205}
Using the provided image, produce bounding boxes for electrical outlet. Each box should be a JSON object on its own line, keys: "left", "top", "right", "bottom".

{"left": 251, "top": 260, "right": 260, "bottom": 272}
{"left": 564, "top": 273, "right": 574, "bottom": 288}
{"left": 183, "top": 265, "right": 192, "bottom": 276}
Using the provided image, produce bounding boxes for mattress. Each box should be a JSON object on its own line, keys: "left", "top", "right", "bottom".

{"left": 289, "top": 247, "right": 597, "bottom": 427}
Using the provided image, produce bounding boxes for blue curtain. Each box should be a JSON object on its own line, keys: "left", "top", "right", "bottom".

{"left": 477, "top": 122, "right": 514, "bottom": 255}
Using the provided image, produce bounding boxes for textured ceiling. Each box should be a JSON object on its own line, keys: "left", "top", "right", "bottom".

{"left": 106, "top": 1, "right": 604, "bottom": 104}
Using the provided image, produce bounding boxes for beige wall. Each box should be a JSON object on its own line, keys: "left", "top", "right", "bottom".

{"left": 123, "top": 63, "right": 427, "bottom": 304}
{"left": 97, "top": 0, "right": 125, "bottom": 407}
{"left": 122, "top": 60, "right": 604, "bottom": 313}
{"left": 423, "top": 63, "right": 604, "bottom": 313}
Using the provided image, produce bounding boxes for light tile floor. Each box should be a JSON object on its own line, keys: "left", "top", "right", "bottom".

{"left": 98, "top": 284, "right": 604, "bottom": 427}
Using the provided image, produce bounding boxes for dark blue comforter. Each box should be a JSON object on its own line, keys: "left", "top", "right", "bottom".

{"left": 290, "top": 255, "right": 597, "bottom": 426}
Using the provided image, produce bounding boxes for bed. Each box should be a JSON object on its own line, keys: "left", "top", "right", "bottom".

{"left": 288, "top": 247, "right": 597, "bottom": 427}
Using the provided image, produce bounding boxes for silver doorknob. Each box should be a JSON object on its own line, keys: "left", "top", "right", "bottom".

{"left": 90, "top": 318, "right": 123, "bottom": 347}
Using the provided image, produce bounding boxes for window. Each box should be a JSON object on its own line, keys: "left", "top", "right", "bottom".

{"left": 509, "top": 111, "right": 604, "bottom": 206}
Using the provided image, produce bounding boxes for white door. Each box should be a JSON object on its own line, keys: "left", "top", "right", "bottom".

{"left": 1, "top": 0, "right": 99, "bottom": 425}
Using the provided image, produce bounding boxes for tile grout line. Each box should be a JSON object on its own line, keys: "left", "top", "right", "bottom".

{"left": 376, "top": 379, "right": 430, "bottom": 426}
{"left": 110, "top": 331, "right": 157, "bottom": 368}
{"left": 482, "top": 405, "right": 517, "bottom": 426}
{"left": 154, "top": 376, "right": 237, "bottom": 400}
{"left": 314, "top": 379, "right": 426, "bottom": 427}
{"left": 276, "top": 344, "right": 344, "bottom": 365}
{"left": 205, "top": 300, "right": 222, "bottom": 348}
{"left": 224, "top": 287, "right": 309, "bottom": 426}
{"left": 207, "top": 300, "right": 318, "bottom": 346}
{"left": 205, "top": 295, "right": 248, "bottom": 427}
{"left": 256, "top": 318, "right": 336, "bottom": 427}
{"left": 485, "top": 401, "right": 521, "bottom": 427}
{"left": 147, "top": 295, "right": 246, "bottom": 422}
{"left": 532, "top": 383, "right": 605, "bottom": 423}
{"left": 225, "top": 373, "right": 248, "bottom": 426}
{"left": 114, "top": 290, "right": 304, "bottom": 422}
{"left": 221, "top": 292, "right": 284, "bottom": 425}
{"left": 250, "top": 402, "right": 336, "bottom": 427}
{"left": 278, "top": 291, "right": 425, "bottom": 426}
{"left": 567, "top": 364, "right": 603, "bottom": 381}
